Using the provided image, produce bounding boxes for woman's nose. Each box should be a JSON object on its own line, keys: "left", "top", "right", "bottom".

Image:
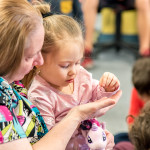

{"left": 33, "top": 52, "right": 44, "bottom": 66}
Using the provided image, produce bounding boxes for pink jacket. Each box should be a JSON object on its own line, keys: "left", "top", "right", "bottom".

{"left": 28, "top": 67, "right": 118, "bottom": 149}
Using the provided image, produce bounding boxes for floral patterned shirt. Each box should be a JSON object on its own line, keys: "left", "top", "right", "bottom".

{"left": 0, "top": 77, "right": 48, "bottom": 144}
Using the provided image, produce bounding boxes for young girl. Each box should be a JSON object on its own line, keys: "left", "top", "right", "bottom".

{"left": 24, "top": 2, "right": 120, "bottom": 149}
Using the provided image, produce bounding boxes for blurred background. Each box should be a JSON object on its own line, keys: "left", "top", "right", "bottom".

{"left": 91, "top": 14, "right": 135, "bottom": 135}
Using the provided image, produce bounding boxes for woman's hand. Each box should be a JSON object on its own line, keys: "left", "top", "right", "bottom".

{"left": 105, "top": 130, "right": 115, "bottom": 150}
{"left": 70, "top": 90, "right": 122, "bottom": 121}
{"left": 99, "top": 72, "right": 120, "bottom": 92}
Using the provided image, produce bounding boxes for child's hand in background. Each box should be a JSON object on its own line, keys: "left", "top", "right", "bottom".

{"left": 99, "top": 72, "right": 120, "bottom": 92}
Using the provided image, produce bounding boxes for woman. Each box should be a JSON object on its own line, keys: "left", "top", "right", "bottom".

{"left": 0, "top": 0, "right": 122, "bottom": 150}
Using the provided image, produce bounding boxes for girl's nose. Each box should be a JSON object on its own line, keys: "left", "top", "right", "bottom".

{"left": 68, "top": 65, "right": 77, "bottom": 76}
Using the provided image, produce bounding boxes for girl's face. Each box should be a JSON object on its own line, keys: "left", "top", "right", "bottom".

{"left": 5, "top": 24, "right": 44, "bottom": 83}
{"left": 40, "top": 39, "right": 84, "bottom": 90}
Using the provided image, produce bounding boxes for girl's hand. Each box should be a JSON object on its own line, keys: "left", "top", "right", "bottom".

{"left": 99, "top": 72, "right": 120, "bottom": 92}
{"left": 105, "top": 130, "right": 115, "bottom": 150}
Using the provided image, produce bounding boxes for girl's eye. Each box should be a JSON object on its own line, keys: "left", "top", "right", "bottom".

{"left": 76, "top": 62, "right": 81, "bottom": 65}
{"left": 76, "top": 60, "right": 81, "bottom": 65}
{"left": 60, "top": 65, "right": 69, "bottom": 68}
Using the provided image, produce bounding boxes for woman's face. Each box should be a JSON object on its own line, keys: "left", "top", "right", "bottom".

{"left": 6, "top": 24, "right": 44, "bottom": 83}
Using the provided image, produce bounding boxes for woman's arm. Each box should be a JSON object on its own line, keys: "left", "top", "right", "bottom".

{"left": 33, "top": 91, "right": 121, "bottom": 150}
{"left": 0, "top": 90, "right": 122, "bottom": 150}
{"left": 0, "top": 138, "right": 33, "bottom": 150}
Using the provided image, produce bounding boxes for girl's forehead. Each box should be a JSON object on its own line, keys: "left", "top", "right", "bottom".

{"left": 58, "top": 38, "right": 84, "bottom": 49}
{"left": 58, "top": 41, "right": 84, "bottom": 52}
{"left": 53, "top": 42, "right": 83, "bottom": 61}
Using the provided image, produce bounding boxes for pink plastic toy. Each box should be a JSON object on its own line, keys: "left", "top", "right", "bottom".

{"left": 80, "top": 119, "right": 107, "bottom": 150}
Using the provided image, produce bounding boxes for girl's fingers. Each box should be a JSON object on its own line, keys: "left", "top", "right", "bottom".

{"left": 99, "top": 77, "right": 103, "bottom": 87}
{"left": 109, "top": 76, "right": 117, "bottom": 87}
{"left": 105, "top": 75, "right": 113, "bottom": 87}
{"left": 100, "top": 72, "right": 120, "bottom": 90}
{"left": 100, "top": 72, "right": 109, "bottom": 87}
{"left": 108, "top": 77, "right": 120, "bottom": 92}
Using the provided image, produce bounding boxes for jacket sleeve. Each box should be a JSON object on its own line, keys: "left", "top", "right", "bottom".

{"left": 91, "top": 78, "right": 119, "bottom": 101}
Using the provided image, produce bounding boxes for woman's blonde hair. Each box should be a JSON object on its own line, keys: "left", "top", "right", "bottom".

{"left": 0, "top": 0, "right": 42, "bottom": 77}
{"left": 23, "top": 1, "right": 84, "bottom": 89}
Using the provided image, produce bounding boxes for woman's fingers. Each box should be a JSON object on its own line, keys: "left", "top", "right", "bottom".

{"left": 96, "top": 90, "right": 122, "bottom": 108}
{"left": 79, "top": 90, "right": 122, "bottom": 120}
{"left": 94, "top": 97, "right": 116, "bottom": 109}
{"left": 109, "top": 90, "right": 122, "bottom": 102}
{"left": 92, "top": 90, "right": 122, "bottom": 118}
{"left": 78, "top": 98, "right": 115, "bottom": 120}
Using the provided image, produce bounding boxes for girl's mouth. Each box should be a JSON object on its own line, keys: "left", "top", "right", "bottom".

{"left": 66, "top": 79, "right": 74, "bottom": 83}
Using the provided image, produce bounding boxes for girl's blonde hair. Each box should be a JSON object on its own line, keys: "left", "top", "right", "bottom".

{"left": 0, "top": 0, "right": 42, "bottom": 77}
{"left": 23, "top": 1, "right": 84, "bottom": 89}
{"left": 34, "top": 2, "right": 83, "bottom": 53}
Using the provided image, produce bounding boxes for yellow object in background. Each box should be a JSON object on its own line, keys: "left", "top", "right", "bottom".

{"left": 121, "top": 10, "right": 137, "bottom": 35}
{"left": 60, "top": 0, "right": 73, "bottom": 14}
{"left": 101, "top": 8, "right": 138, "bottom": 35}
{"left": 101, "top": 8, "right": 115, "bottom": 34}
